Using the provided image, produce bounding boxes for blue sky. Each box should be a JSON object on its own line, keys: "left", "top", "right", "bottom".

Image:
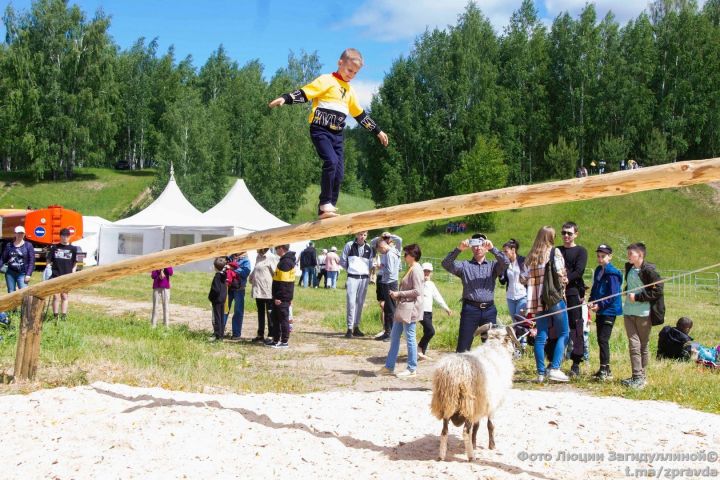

{"left": 1, "top": 0, "right": 707, "bottom": 107}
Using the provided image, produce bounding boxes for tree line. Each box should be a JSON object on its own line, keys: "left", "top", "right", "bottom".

{"left": 1, "top": 0, "right": 719, "bottom": 221}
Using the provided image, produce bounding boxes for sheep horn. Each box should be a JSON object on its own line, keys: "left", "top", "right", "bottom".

{"left": 473, "top": 323, "right": 492, "bottom": 337}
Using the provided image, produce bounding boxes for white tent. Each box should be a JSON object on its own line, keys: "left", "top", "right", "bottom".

{"left": 98, "top": 176, "right": 307, "bottom": 272}
{"left": 98, "top": 173, "right": 246, "bottom": 270}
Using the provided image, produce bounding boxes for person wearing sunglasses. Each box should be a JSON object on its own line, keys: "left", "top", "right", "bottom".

{"left": 558, "top": 221, "right": 588, "bottom": 378}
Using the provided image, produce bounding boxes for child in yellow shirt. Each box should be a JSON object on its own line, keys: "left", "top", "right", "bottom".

{"left": 269, "top": 48, "right": 389, "bottom": 219}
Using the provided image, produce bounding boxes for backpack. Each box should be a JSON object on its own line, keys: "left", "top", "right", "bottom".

{"left": 542, "top": 248, "right": 564, "bottom": 309}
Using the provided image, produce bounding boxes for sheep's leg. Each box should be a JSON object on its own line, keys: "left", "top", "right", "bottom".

{"left": 463, "top": 420, "right": 475, "bottom": 461}
{"left": 439, "top": 419, "right": 449, "bottom": 461}
{"left": 471, "top": 421, "right": 480, "bottom": 449}
{"left": 487, "top": 417, "right": 495, "bottom": 450}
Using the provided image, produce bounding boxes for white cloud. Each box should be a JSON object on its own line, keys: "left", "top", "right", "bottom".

{"left": 352, "top": 79, "right": 382, "bottom": 110}
{"left": 543, "top": 0, "right": 707, "bottom": 24}
{"left": 343, "top": 0, "right": 518, "bottom": 41}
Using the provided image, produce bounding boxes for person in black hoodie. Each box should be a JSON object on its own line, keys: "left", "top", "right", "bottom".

{"left": 657, "top": 317, "right": 693, "bottom": 360}
{"left": 269, "top": 244, "right": 296, "bottom": 348}
{"left": 208, "top": 257, "right": 228, "bottom": 342}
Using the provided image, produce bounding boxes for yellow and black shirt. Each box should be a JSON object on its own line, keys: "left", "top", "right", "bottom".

{"left": 282, "top": 72, "right": 381, "bottom": 134}
{"left": 272, "top": 250, "right": 296, "bottom": 302}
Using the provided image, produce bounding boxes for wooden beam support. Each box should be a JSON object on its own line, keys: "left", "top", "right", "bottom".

{"left": 0, "top": 157, "right": 719, "bottom": 312}
{"left": 13, "top": 295, "right": 47, "bottom": 381}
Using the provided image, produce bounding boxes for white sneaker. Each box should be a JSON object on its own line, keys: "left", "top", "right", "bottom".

{"left": 548, "top": 369, "right": 569, "bottom": 383}
{"left": 373, "top": 330, "right": 386, "bottom": 339}
{"left": 319, "top": 203, "right": 337, "bottom": 213}
{"left": 535, "top": 374, "right": 545, "bottom": 383}
{"left": 395, "top": 369, "right": 417, "bottom": 378}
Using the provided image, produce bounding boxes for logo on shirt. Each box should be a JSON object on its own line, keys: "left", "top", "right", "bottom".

{"left": 339, "top": 86, "right": 347, "bottom": 99}
{"left": 34, "top": 226, "right": 46, "bottom": 237}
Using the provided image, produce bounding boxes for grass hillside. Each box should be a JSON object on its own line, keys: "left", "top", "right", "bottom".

{"left": 0, "top": 168, "right": 156, "bottom": 221}
{"left": 305, "top": 185, "right": 720, "bottom": 273}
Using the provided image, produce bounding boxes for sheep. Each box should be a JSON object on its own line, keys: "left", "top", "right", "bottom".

{"left": 430, "top": 323, "right": 518, "bottom": 461}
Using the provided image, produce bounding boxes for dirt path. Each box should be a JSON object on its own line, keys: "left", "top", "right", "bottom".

{"left": 73, "top": 293, "right": 435, "bottom": 392}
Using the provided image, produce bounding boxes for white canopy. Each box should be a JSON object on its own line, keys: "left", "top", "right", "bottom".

{"left": 202, "top": 179, "right": 287, "bottom": 231}
{"left": 114, "top": 173, "right": 203, "bottom": 226}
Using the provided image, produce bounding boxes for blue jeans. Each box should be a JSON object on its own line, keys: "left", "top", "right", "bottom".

{"left": 230, "top": 289, "right": 245, "bottom": 337}
{"left": 506, "top": 297, "right": 527, "bottom": 317}
{"left": 302, "top": 267, "right": 317, "bottom": 288}
{"left": 326, "top": 271, "right": 338, "bottom": 288}
{"left": 456, "top": 302, "right": 497, "bottom": 353}
{"left": 533, "top": 300, "right": 570, "bottom": 374}
{"left": 385, "top": 321, "right": 418, "bottom": 372}
{"left": 5, "top": 269, "right": 26, "bottom": 293}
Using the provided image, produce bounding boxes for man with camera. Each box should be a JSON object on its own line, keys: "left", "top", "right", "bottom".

{"left": 442, "top": 233, "right": 509, "bottom": 352}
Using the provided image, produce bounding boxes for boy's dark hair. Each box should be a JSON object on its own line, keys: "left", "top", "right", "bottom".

{"left": 627, "top": 242, "right": 647, "bottom": 257}
{"left": 562, "top": 221, "right": 578, "bottom": 233}
{"left": 60, "top": 228, "right": 71, "bottom": 237}
{"left": 276, "top": 244, "right": 290, "bottom": 252}
{"left": 213, "top": 257, "right": 227, "bottom": 271}
{"left": 676, "top": 317, "right": 693, "bottom": 330}
{"left": 471, "top": 233, "right": 487, "bottom": 240}
{"left": 503, "top": 238, "right": 520, "bottom": 250}
{"left": 403, "top": 243, "right": 422, "bottom": 262}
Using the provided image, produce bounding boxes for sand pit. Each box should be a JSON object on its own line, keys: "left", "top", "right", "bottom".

{"left": 1, "top": 382, "right": 718, "bottom": 479}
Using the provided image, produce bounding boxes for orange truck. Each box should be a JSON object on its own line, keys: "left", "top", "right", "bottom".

{"left": 0, "top": 206, "right": 85, "bottom": 269}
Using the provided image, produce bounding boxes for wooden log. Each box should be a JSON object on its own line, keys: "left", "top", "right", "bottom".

{"left": 13, "top": 296, "right": 47, "bottom": 381}
{"left": 0, "top": 157, "right": 719, "bottom": 312}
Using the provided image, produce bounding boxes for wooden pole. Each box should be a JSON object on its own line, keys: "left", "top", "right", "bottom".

{"left": 0, "top": 157, "right": 719, "bottom": 312}
{"left": 13, "top": 296, "right": 47, "bottom": 381}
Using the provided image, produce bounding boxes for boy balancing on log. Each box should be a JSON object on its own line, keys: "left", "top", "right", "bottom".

{"left": 268, "top": 48, "right": 389, "bottom": 219}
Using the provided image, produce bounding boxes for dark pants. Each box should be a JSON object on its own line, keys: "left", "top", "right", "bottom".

{"left": 256, "top": 298, "right": 273, "bottom": 338}
{"left": 271, "top": 301, "right": 291, "bottom": 344}
{"left": 211, "top": 302, "right": 225, "bottom": 339}
{"left": 456, "top": 302, "right": 497, "bottom": 353}
{"left": 311, "top": 126, "right": 344, "bottom": 207}
{"left": 317, "top": 269, "right": 327, "bottom": 287}
{"left": 418, "top": 311, "right": 436, "bottom": 353}
{"left": 378, "top": 281, "right": 398, "bottom": 334}
{"left": 596, "top": 314, "right": 616, "bottom": 366}
{"left": 566, "top": 293, "right": 585, "bottom": 363}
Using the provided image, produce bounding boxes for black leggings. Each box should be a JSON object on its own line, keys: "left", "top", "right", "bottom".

{"left": 418, "top": 311, "right": 436, "bottom": 353}
{"left": 596, "top": 314, "right": 616, "bottom": 366}
{"left": 256, "top": 298, "right": 273, "bottom": 338}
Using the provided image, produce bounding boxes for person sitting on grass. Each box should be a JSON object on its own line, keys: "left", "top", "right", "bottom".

{"left": 657, "top": 317, "right": 693, "bottom": 361}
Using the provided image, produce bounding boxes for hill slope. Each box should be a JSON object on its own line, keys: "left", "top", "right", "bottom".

{"left": 0, "top": 168, "right": 156, "bottom": 221}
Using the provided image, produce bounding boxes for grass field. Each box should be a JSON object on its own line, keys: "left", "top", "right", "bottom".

{"left": 0, "top": 168, "right": 156, "bottom": 221}
{"left": 1, "top": 170, "right": 719, "bottom": 413}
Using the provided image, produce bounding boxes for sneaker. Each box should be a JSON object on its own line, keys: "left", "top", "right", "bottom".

{"left": 252, "top": 336, "right": 265, "bottom": 343}
{"left": 377, "top": 366, "right": 394, "bottom": 376}
{"left": 622, "top": 376, "right": 646, "bottom": 389}
{"left": 229, "top": 335, "right": 242, "bottom": 341}
{"left": 373, "top": 330, "right": 386, "bottom": 339}
{"left": 417, "top": 352, "right": 432, "bottom": 361}
{"left": 395, "top": 369, "right": 417, "bottom": 378}
{"left": 592, "top": 367, "right": 613, "bottom": 381}
{"left": 272, "top": 342, "right": 289, "bottom": 349}
{"left": 208, "top": 336, "right": 220, "bottom": 342}
{"left": 535, "top": 374, "right": 546, "bottom": 383}
{"left": 344, "top": 329, "right": 353, "bottom": 338}
{"left": 319, "top": 203, "right": 338, "bottom": 213}
{"left": 318, "top": 211, "right": 339, "bottom": 219}
{"left": 547, "top": 369, "right": 569, "bottom": 383}
{"left": 569, "top": 363, "right": 581, "bottom": 378}
{"left": 352, "top": 327, "right": 365, "bottom": 337}
{"left": 263, "top": 338, "right": 276, "bottom": 346}
{"left": 375, "top": 332, "right": 390, "bottom": 341}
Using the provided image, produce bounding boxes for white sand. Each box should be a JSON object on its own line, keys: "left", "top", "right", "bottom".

{"left": 1, "top": 382, "right": 718, "bottom": 480}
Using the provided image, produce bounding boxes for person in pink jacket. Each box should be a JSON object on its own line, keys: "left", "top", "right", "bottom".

{"left": 324, "top": 246, "right": 342, "bottom": 289}
{"left": 150, "top": 267, "right": 173, "bottom": 327}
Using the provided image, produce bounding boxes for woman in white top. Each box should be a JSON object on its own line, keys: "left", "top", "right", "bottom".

{"left": 417, "top": 262, "right": 452, "bottom": 360}
{"left": 498, "top": 238, "right": 528, "bottom": 318}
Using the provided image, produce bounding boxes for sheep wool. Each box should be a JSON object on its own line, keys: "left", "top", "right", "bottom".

{"left": 430, "top": 325, "right": 516, "bottom": 461}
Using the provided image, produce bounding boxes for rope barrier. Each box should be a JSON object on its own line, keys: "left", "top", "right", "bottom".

{"left": 507, "top": 261, "right": 720, "bottom": 327}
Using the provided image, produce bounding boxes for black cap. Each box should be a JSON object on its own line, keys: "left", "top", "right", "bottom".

{"left": 60, "top": 228, "right": 71, "bottom": 237}
{"left": 596, "top": 244, "right": 613, "bottom": 254}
